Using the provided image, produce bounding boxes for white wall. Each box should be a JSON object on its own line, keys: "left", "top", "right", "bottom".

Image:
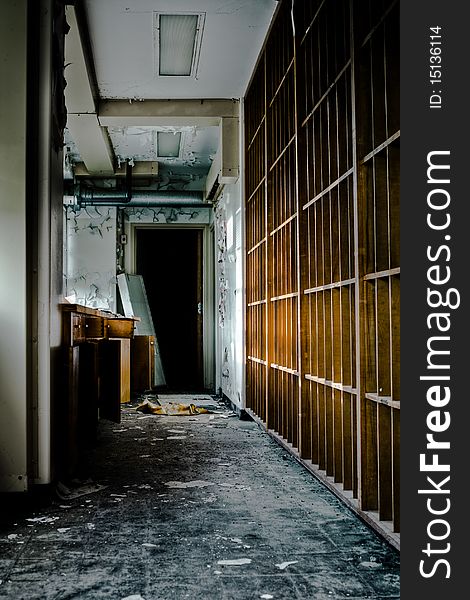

{"left": 124, "top": 206, "right": 212, "bottom": 230}
{"left": 0, "top": 0, "right": 67, "bottom": 490}
{"left": 0, "top": 1, "right": 28, "bottom": 492}
{"left": 35, "top": 0, "right": 65, "bottom": 485}
{"left": 214, "top": 182, "right": 244, "bottom": 408}
{"left": 65, "top": 206, "right": 118, "bottom": 311}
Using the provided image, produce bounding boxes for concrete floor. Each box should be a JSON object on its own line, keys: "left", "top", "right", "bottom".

{"left": 0, "top": 395, "right": 400, "bottom": 599}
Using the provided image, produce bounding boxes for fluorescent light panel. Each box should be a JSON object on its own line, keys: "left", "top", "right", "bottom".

{"left": 157, "top": 131, "right": 182, "bottom": 157}
{"left": 159, "top": 14, "right": 198, "bottom": 76}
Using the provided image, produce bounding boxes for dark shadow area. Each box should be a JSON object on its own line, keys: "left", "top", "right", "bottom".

{"left": 136, "top": 228, "right": 204, "bottom": 392}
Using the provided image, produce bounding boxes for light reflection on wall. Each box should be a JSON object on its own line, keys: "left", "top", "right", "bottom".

{"left": 65, "top": 206, "right": 117, "bottom": 311}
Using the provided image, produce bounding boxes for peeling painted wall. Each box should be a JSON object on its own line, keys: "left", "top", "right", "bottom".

{"left": 107, "top": 126, "right": 218, "bottom": 192}
{"left": 64, "top": 200, "right": 241, "bottom": 401}
{"left": 215, "top": 182, "right": 243, "bottom": 408}
{"left": 64, "top": 206, "right": 212, "bottom": 313}
{"left": 65, "top": 206, "right": 117, "bottom": 311}
{"left": 124, "top": 206, "right": 212, "bottom": 225}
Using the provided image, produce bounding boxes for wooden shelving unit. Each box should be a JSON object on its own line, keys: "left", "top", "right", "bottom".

{"left": 245, "top": 54, "right": 267, "bottom": 423}
{"left": 355, "top": 0, "right": 400, "bottom": 531}
{"left": 244, "top": 0, "right": 400, "bottom": 538}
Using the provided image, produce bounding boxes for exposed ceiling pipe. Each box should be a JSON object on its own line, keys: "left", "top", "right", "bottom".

{"left": 74, "top": 188, "right": 206, "bottom": 207}
{"left": 78, "top": 187, "right": 130, "bottom": 202}
{"left": 67, "top": 157, "right": 208, "bottom": 206}
{"left": 72, "top": 159, "right": 134, "bottom": 204}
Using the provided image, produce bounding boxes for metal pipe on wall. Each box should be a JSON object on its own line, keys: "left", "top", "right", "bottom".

{"left": 75, "top": 188, "right": 206, "bottom": 207}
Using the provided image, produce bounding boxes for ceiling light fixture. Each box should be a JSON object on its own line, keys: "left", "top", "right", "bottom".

{"left": 157, "top": 131, "right": 182, "bottom": 158}
{"left": 156, "top": 13, "right": 205, "bottom": 77}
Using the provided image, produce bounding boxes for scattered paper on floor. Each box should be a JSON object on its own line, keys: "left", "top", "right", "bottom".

{"left": 136, "top": 399, "right": 210, "bottom": 416}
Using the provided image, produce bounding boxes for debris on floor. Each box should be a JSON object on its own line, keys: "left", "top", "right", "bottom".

{"left": 25, "top": 516, "right": 59, "bottom": 524}
{"left": 214, "top": 411, "right": 237, "bottom": 418}
{"left": 275, "top": 560, "right": 298, "bottom": 570}
{"left": 56, "top": 478, "right": 107, "bottom": 500}
{"left": 0, "top": 393, "right": 400, "bottom": 599}
{"left": 217, "top": 558, "right": 252, "bottom": 566}
{"left": 136, "top": 399, "right": 211, "bottom": 415}
{"left": 164, "top": 480, "right": 215, "bottom": 489}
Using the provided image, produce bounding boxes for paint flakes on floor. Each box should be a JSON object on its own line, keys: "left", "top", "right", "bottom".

{"left": 164, "top": 480, "right": 215, "bottom": 489}
{"left": 25, "top": 516, "right": 60, "bottom": 524}
{"left": 0, "top": 394, "right": 399, "bottom": 599}
{"left": 217, "top": 558, "right": 252, "bottom": 566}
{"left": 275, "top": 560, "right": 298, "bottom": 570}
{"left": 359, "top": 559, "right": 382, "bottom": 568}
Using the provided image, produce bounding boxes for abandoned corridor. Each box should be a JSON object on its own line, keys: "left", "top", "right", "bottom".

{"left": 0, "top": 396, "right": 399, "bottom": 600}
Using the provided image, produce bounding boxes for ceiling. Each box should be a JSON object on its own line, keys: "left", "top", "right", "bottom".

{"left": 64, "top": 0, "right": 278, "bottom": 198}
{"left": 83, "top": 0, "right": 277, "bottom": 100}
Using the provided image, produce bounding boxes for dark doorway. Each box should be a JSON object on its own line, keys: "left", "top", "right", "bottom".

{"left": 136, "top": 228, "right": 204, "bottom": 391}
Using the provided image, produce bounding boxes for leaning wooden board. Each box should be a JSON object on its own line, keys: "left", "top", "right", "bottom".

{"left": 117, "top": 273, "right": 166, "bottom": 387}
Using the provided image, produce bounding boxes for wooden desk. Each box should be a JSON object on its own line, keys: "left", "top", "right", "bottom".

{"left": 61, "top": 303, "right": 136, "bottom": 346}
{"left": 59, "top": 304, "right": 137, "bottom": 479}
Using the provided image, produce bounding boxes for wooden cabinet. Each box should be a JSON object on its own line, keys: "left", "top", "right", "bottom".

{"left": 101, "top": 338, "right": 131, "bottom": 416}
{"left": 62, "top": 304, "right": 137, "bottom": 345}
{"left": 85, "top": 316, "right": 106, "bottom": 338}
{"left": 59, "top": 304, "right": 136, "bottom": 480}
{"left": 107, "top": 318, "right": 135, "bottom": 339}
{"left": 131, "top": 335, "right": 155, "bottom": 393}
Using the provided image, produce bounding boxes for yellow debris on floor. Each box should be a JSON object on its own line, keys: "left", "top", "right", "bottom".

{"left": 136, "top": 399, "right": 210, "bottom": 416}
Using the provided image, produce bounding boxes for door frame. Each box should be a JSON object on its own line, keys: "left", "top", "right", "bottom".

{"left": 124, "top": 222, "right": 215, "bottom": 391}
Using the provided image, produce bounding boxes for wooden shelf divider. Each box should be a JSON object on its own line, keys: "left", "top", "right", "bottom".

{"left": 244, "top": 0, "right": 400, "bottom": 536}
